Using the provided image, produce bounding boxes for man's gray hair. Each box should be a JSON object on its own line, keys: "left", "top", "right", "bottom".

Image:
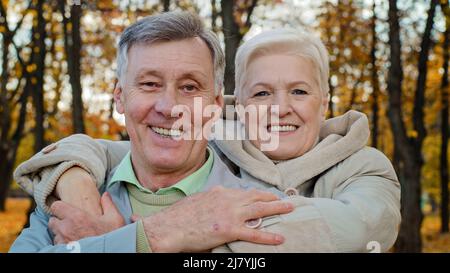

{"left": 117, "top": 11, "right": 225, "bottom": 94}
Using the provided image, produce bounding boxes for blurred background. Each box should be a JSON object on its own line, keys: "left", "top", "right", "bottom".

{"left": 0, "top": 0, "right": 449, "bottom": 253}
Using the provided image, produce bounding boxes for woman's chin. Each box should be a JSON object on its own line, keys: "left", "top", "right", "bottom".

{"left": 262, "top": 144, "right": 309, "bottom": 161}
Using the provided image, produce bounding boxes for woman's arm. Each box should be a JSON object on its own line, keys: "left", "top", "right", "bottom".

{"left": 14, "top": 134, "right": 130, "bottom": 213}
{"left": 218, "top": 148, "right": 401, "bottom": 253}
{"left": 54, "top": 167, "right": 103, "bottom": 216}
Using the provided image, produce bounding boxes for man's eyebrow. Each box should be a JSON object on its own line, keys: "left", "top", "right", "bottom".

{"left": 135, "top": 69, "right": 162, "bottom": 80}
{"left": 180, "top": 71, "right": 209, "bottom": 81}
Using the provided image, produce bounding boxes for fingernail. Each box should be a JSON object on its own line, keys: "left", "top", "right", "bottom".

{"left": 275, "top": 235, "right": 284, "bottom": 243}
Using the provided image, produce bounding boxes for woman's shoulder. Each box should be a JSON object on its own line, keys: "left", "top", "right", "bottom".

{"left": 328, "top": 146, "right": 397, "bottom": 181}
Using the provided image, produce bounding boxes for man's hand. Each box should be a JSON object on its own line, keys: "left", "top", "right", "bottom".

{"left": 49, "top": 192, "right": 125, "bottom": 244}
{"left": 142, "top": 186, "right": 294, "bottom": 252}
{"left": 54, "top": 166, "right": 102, "bottom": 216}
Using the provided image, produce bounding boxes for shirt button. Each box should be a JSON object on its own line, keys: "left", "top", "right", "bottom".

{"left": 42, "top": 143, "right": 57, "bottom": 154}
{"left": 245, "top": 218, "right": 262, "bottom": 229}
{"left": 284, "top": 187, "right": 299, "bottom": 196}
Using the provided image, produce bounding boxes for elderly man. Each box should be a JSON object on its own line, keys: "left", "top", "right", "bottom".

{"left": 10, "top": 11, "right": 293, "bottom": 253}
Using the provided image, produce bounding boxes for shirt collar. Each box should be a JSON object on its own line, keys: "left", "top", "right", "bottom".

{"left": 108, "top": 147, "right": 214, "bottom": 196}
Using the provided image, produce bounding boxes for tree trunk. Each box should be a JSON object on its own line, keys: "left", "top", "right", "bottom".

{"left": 60, "top": 0, "right": 85, "bottom": 133}
{"left": 388, "top": 0, "right": 438, "bottom": 252}
{"left": 387, "top": 0, "right": 419, "bottom": 252}
{"left": 0, "top": 89, "right": 28, "bottom": 211}
{"left": 31, "top": 0, "right": 47, "bottom": 153}
{"left": 328, "top": 78, "right": 334, "bottom": 118}
{"left": 220, "top": 0, "right": 241, "bottom": 95}
{"left": 0, "top": 1, "right": 32, "bottom": 210}
{"left": 440, "top": 0, "right": 450, "bottom": 234}
{"left": 370, "top": 0, "right": 379, "bottom": 148}
{"left": 162, "top": 0, "right": 170, "bottom": 12}
{"left": 211, "top": 0, "right": 218, "bottom": 33}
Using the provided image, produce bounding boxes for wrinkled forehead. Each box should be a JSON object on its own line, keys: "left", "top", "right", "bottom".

{"left": 126, "top": 38, "right": 215, "bottom": 78}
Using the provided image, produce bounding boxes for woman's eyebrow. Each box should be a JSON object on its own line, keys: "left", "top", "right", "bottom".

{"left": 250, "top": 82, "right": 272, "bottom": 89}
{"left": 288, "top": 80, "right": 313, "bottom": 89}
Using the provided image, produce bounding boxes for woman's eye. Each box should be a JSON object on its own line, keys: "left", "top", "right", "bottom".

{"left": 254, "top": 91, "right": 270, "bottom": 97}
{"left": 292, "top": 89, "right": 307, "bottom": 95}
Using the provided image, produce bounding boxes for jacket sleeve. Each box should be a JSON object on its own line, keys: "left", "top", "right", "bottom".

{"left": 8, "top": 206, "right": 137, "bottom": 253}
{"left": 221, "top": 148, "right": 401, "bottom": 253}
{"left": 13, "top": 134, "right": 130, "bottom": 213}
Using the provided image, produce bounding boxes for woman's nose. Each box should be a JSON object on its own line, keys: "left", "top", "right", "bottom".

{"left": 272, "top": 92, "right": 292, "bottom": 117}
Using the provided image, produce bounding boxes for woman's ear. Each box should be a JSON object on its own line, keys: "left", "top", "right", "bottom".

{"left": 321, "top": 94, "right": 329, "bottom": 120}
{"left": 114, "top": 84, "right": 125, "bottom": 114}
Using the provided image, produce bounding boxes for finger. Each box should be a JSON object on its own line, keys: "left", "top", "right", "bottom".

{"left": 238, "top": 228, "right": 285, "bottom": 245}
{"left": 50, "top": 201, "right": 79, "bottom": 220}
{"left": 130, "top": 214, "right": 142, "bottom": 223}
{"left": 48, "top": 216, "right": 63, "bottom": 234}
{"left": 100, "top": 192, "right": 121, "bottom": 216}
{"left": 243, "top": 200, "right": 294, "bottom": 220}
{"left": 244, "top": 190, "right": 280, "bottom": 204}
{"left": 49, "top": 217, "right": 67, "bottom": 244}
{"left": 53, "top": 234, "right": 68, "bottom": 245}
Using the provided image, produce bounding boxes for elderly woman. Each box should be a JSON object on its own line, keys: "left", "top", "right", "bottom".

{"left": 13, "top": 29, "right": 400, "bottom": 252}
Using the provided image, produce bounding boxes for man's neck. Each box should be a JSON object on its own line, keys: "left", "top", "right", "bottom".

{"left": 130, "top": 150, "right": 208, "bottom": 192}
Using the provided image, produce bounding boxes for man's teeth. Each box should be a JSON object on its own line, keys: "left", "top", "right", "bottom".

{"left": 269, "top": 125, "right": 298, "bottom": 132}
{"left": 151, "top": 126, "right": 182, "bottom": 137}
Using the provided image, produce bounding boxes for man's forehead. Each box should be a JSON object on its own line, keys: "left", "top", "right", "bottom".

{"left": 127, "top": 38, "right": 214, "bottom": 78}
{"left": 128, "top": 37, "right": 212, "bottom": 59}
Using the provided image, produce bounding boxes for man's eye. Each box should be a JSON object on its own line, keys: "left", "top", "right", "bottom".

{"left": 292, "top": 89, "right": 307, "bottom": 95}
{"left": 142, "top": 82, "right": 160, "bottom": 88}
{"left": 182, "top": 84, "right": 198, "bottom": 92}
{"left": 254, "top": 91, "right": 270, "bottom": 97}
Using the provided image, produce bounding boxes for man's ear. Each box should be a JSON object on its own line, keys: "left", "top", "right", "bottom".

{"left": 114, "top": 84, "right": 125, "bottom": 114}
{"left": 215, "top": 93, "right": 224, "bottom": 109}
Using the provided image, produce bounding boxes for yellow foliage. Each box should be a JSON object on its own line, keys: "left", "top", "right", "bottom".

{"left": 0, "top": 198, "right": 31, "bottom": 253}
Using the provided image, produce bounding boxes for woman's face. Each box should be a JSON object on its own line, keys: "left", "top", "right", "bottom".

{"left": 239, "top": 54, "right": 328, "bottom": 160}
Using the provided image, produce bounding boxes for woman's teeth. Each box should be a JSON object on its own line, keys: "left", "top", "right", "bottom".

{"left": 269, "top": 125, "right": 298, "bottom": 132}
{"left": 151, "top": 126, "right": 182, "bottom": 137}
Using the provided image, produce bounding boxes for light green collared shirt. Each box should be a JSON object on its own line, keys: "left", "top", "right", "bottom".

{"left": 109, "top": 147, "right": 213, "bottom": 196}
{"left": 108, "top": 147, "right": 214, "bottom": 253}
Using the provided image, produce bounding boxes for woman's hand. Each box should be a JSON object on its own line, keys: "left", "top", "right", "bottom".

{"left": 54, "top": 166, "right": 102, "bottom": 216}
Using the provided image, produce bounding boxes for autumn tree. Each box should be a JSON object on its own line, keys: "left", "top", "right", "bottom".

{"left": 0, "top": 1, "right": 37, "bottom": 210}
{"left": 59, "top": 0, "right": 85, "bottom": 133}
{"left": 220, "top": 0, "right": 259, "bottom": 95}
{"left": 440, "top": 0, "right": 449, "bottom": 234}
{"left": 388, "top": 0, "right": 439, "bottom": 252}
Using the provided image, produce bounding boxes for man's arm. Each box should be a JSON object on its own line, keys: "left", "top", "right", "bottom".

{"left": 9, "top": 206, "right": 137, "bottom": 253}
{"left": 44, "top": 186, "right": 295, "bottom": 252}
{"left": 13, "top": 134, "right": 129, "bottom": 213}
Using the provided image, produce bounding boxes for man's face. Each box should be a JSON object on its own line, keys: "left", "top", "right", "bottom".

{"left": 115, "top": 38, "right": 222, "bottom": 176}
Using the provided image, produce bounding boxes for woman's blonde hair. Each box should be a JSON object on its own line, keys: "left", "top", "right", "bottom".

{"left": 234, "top": 29, "right": 330, "bottom": 102}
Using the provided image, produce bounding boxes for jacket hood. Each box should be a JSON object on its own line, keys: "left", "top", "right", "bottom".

{"left": 213, "top": 109, "right": 370, "bottom": 191}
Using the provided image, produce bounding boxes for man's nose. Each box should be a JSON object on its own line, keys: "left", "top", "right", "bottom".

{"left": 154, "top": 86, "right": 181, "bottom": 118}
